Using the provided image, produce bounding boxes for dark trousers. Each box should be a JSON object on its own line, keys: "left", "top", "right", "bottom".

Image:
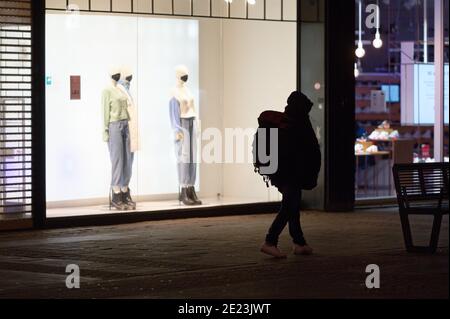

{"left": 265, "top": 186, "right": 306, "bottom": 246}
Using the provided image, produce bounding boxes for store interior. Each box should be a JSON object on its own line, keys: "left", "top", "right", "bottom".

{"left": 353, "top": 0, "right": 449, "bottom": 200}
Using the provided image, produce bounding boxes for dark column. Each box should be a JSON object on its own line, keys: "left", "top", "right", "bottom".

{"left": 324, "top": 0, "right": 356, "bottom": 211}
{"left": 296, "top": 0, "right": 301, "bottom": 90}
{"left": 31, "top": 0, "right": 46, "bottom": 228}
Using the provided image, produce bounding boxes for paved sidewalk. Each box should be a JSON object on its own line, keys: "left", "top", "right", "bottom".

{"left": 0, "top": 208, "right": 448, "bottom": 299}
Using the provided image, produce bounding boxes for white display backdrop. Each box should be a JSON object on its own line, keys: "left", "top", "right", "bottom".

{"left": 222, "top": 19, "right": 297, "bottom": 201}
{"left": 46, "top": 13, "right": 199, "bottom": 202}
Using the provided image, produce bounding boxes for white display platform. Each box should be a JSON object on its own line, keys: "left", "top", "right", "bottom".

{"left": 46, "top": 196, "right": 279, "bottom": 218}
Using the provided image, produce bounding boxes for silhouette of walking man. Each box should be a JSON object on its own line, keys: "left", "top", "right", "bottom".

{"left": 258, "top": 91, "right": 321, "bottom": 258}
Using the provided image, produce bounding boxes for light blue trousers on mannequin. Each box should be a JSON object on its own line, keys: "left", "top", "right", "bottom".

{"left": 108, "top": 120, "right": 134, "bottom": 188}
{"left": 176, "top": 117, "right": 197, "bottom": 186}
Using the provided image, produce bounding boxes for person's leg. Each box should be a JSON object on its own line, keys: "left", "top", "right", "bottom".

{"left": 265, "top": 186, "right": 294, "bottom": 246}
{"left": 261, "top": 186, "right": 293, "bottom": 258}
{"left": 287, "top": 189, "right": 307, "bottom": 246}
{"left": 288, "top": 190, "right": 313, "bottom": 255}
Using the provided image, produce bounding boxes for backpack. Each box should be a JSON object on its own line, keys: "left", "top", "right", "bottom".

{"left": 252, "top": 111, "right": 290, "bottom": 187}
{"left": 252, "top": 110, "right": 321, "bottom": 190}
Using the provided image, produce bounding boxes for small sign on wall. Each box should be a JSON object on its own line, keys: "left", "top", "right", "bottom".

{"left": 70, "top": 76, "right": 81, "bottom": 100}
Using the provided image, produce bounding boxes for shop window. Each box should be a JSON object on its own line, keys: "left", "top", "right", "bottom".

{"left": 44, "top": 2, "right": 300, "bottom": 217}
{"left": 354, "top": 0, "right": 449, "bottom": 200}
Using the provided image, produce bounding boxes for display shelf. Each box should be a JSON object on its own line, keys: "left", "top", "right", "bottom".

{"left": 355, "top": 72, "right": 401, "bottom": 126}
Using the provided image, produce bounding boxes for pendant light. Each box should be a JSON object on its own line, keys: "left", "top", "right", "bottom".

{"left": 356, "top": 0, "right": 366, "bottom": 58}
{"left": 354, "top": 62, "right": 360, "bottom": 78}
{"left": 372, "top": 0, "right": 383, "bottom": 49}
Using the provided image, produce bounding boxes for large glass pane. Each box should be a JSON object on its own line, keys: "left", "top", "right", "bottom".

{"left": 296, "top": 0, "right": 327, "bottom": 210}
{"left": 45, "top": 12, "right": 140, "bottom": 213}
{"left": 44, "top": 3, "right": 298, "bottom": 218}
{"left": 301, "top": 20, "right": 325, "bottom": 209}
{"left": 354, "top": 0, "right": 449, "bottom": 200}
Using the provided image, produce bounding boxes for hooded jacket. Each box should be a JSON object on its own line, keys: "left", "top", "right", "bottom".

{"left": 270, "top": 91, "right": 322, "bottom": 190}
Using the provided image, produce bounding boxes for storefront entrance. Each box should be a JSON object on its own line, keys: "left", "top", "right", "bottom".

{"left": 1, "top": 0, "right": 356, "bottom": 230}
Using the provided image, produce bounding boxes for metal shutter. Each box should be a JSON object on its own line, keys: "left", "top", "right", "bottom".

{"left": 0, "top": 0, "right": 32, "bottom": 215}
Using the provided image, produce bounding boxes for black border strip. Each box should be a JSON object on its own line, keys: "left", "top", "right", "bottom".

{"left": 44, "top": 7, "right": 297, "bottom": 23}
{"left": 324, "top": 0, "right": 356, "bottom": 211}
{"left": 31, "top": 0, "right": 46, "bottom": 228}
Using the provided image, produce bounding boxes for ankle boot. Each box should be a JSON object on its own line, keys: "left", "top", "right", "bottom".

{"left": 111, "top": 191, "right": 126, "bottom": 211}
{"left": 122, "top": 189, "right": 136, "bottom": 210}
{"left": 180, "top": 187, "right": 196, "bottom": 206}
{"left": 187, "top": 186, "right": 202, "bottom": 205}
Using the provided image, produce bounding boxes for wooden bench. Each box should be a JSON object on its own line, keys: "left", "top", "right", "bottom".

{"left": 393, "top": 162, "right": 449, "bottom": 253}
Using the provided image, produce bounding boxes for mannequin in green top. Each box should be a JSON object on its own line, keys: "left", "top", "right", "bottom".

{"left": 102, "top": 68, "right": 135, "bottom": 211}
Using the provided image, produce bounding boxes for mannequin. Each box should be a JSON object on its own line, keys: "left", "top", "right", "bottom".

{"left": 169, "top": 65, "right": 202, "bottom": 205}
{"left": 116, "top": 67, "right": 140, "bottom": 210}
{"left": 102, "top": 67, "right": 134, "bottom": 210}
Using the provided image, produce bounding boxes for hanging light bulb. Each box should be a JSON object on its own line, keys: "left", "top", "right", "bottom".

{"left": 372, "top": 1, "right": 383, "bottom": 49}
{"left": 354, "top": 63, "right": 360, "bottom": 78}
{"left": 356, "top": 0, "right": 365, "bottom": 58}
{"left": 373, "top": 30, "right": 383, "bottom": 48}
{"left": 247, "top": 0, "right": 256, "bottom": 4}
{"left": 356, "top": 42, "right": 366, "bottom": 58}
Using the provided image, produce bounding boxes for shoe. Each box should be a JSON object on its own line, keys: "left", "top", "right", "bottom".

{"left": 122, "top": 189, "right": 136, "bottom": 210}
{"left": 187, "top": 186, "right": 202, "bottom": 205}
{"left": 111, "top": 191, "right": 127, "bottom": 211}
{"left": 260, "top": 243, "right": 287, "bottom": 259}
{"left": 180, "top": 187, "right": 196, "bottom": 206}
{"left": 293, "top": 244, "right": 313, "bottom": 255}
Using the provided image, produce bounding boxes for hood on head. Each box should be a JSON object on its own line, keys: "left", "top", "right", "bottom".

{"left": 284, "top": 91, "right": 314, "bottom": 118}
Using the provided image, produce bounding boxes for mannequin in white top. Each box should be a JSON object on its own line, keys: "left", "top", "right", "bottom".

{"left": 169, "top": 65, "right": 202, "bottom": 206}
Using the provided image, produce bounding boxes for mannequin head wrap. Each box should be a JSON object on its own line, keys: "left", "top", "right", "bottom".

{"left": 121, "top": 66, "right": 133, "bottom": 79}
{"left": 108, "top": 66, "right": 121, "bottom": 78}
{"left": 175, "top": 65, "right": 189, "bottom": 82}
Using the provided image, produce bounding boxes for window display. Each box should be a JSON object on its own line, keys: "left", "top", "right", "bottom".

{"left": 45, "top": 11, "right": 297, "bottom": 217}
